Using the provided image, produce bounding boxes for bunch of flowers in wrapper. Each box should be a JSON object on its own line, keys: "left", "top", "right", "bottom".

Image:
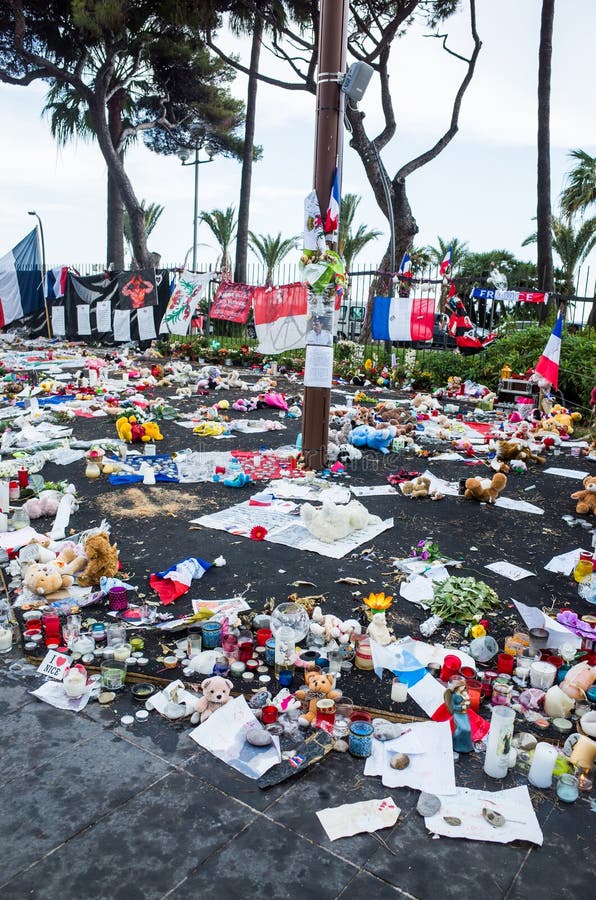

{"left": 410, "top": 538, "right": 443, "bottom": 563}
{"left": 465, "top": 615, "right": 490, "bottom": 639}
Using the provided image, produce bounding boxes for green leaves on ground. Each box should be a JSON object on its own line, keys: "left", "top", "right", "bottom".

{"left": 429, "top": 576, "right": 500, "bottom": 622}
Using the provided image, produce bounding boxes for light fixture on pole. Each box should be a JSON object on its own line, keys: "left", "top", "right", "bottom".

{"left": 28, "top": 210, "right": 51, "bottom": 337}
{"left": 177, "top": 127, "right": 214, "bottom": 271}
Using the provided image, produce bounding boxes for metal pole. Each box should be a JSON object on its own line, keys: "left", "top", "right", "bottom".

{"left": 192, "top": 145, "right": 199, "bottom": 272}
{"left": 301, "top": 0, "right": 349, "bottom": 470}
{"left": 28, "top": 210, "right": 51, "bottom": 337}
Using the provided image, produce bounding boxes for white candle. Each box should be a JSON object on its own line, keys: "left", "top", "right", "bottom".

{"left": 0, "top": 481, "right": 9, "bottom": 514}
{"left": 484, "top": 705, "right": 516, "bottom": 778}
{"left": 0, "top": 625, "right": 13, "bottom": 653}
{"left": 528, "top": 742, "right": 557, "bottom": 789}
{"left": 63, "top": 671, "right": 86, "bottom": 698}
{"left": 391, "top": 678, "right": 408, "bottom": 703}
{"left": 0, "top": 513, "right": 7, "bottom": 533}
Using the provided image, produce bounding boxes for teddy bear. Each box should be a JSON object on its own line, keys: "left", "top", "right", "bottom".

{"left": 570, "top": 475, "right": 596, "bottom": 516}
{"left": 77, "top": 531, "right": 119, "bottom": 587}
{"left": 550, "top": 404, "right": 582, "bottom": 435}
{"left": 300, "top": 499, "right": 381, "bottom": 543}
{"left": 22, "top": 489, "right": 63, "bottom": 520}
{"left": 497, "top": 440, "right": 545, "bottom": 466}
{"left": 401, "top": 476, "right": 431, "bottom": 498}
{"left": 464, "top": 472, "right": 507, "bottom": 504}
{"left": 190, "top": 675, "right": 234, "bottom": 724}
{"left": 294, "top": 669, "right": 342, "bottom": 727}
{"left": 24, "top": 544, "right": 86, "bottom": 598}
{"left": 349, "top": 423, "right": 397, "bottom": 454}
{"left": 309, "top": 606, "right": 361, "bottom": 645}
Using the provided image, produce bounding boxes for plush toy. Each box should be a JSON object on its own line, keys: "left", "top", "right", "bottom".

{"left": 190, "top": 675, "right": 234, "bottom": 724}
{"left": 310, "top": 606, "right": 361, "bottom": 645}
{"left": 77, "top": 531, "right": 119, "bottom": 587}
{"left": 401, "top": 476, "right": 431, "bottom": 498}
{"left": 570, "top": 475, "right": 596, "bottom": 516}
{"left": 24, "top": 544, "right": 86, "bottom": 598}
{"left": 464, "top": 472, "right": 507, "bottom": 504}
{"left": 22, "top": 489, "right": 63, "bottom": 520}
{"left": 294, "top": 669, "right": 342, "bottom": 727}
{"left": 300, "top": 499, "right": 381, "bottom": 543}
{"left": 349, "top": 423, "right": 397, "bottom": 454}
{"left": 497, "top": 440, "right": 545, "bottom": 465}
{"left": 550, "top": 404, "right": 582, "bottom": 435}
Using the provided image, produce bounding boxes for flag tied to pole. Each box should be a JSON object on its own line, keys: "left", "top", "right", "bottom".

{"left": 324, "top": 167, "right": 340, "bottom": 243}
{"left": 0, "top": 228, "right": 44, "bottom": 327}
{"left": 534, "top": 312, "right": 563, "bottom": 390}
{"left": 398, "top": 252, "right": 413, "bottom": 279}
{"left": 252, "top": 282, "right": 309, "bottom": 355}
{"left": 371, "top": 296, "right": 435, "bottom": 343}
{"left": 439, "top": 247, "right": 452, "bottom": 276}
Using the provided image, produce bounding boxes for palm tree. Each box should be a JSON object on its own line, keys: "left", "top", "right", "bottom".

{"left": 560, "top": 149, "right": 596, "bottom": 219}
{"left": 124, "top": 201, "right": 164, "bottom": 266}
{"left": 338, "top": 194, "right": 382, "bottom": 271}
{"left": 523, "top": 215, "right": 596, "bottom": 294}
{"left": 426, "top": 237, "right": 470, "bottom": 272}
{"left": 248, "top": 232, "right": 298, "bottom": 285}
{"left": 200, "top": 206, "right": 238, "bottom": 276}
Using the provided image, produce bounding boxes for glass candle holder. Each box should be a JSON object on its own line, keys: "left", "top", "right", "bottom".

{"left": 391, "top": 677, "right": 408, "bottom": 703}
{"left": 201, "top": 620, "right": 222, "bottom": 650}
{"left": 497, "top": 653, "right": 515, "bottom": 675}
{"left": 0, "top": 623, "right": 13, "bottom": 654}
{"left": 270, "top": 602, "right": 309, "bottom": 642}
{"left": 484, "top": 705, "right": 516, "bottom": 778}
{"left": 42, "top": 611, "right": 61, "bottom": 647}
{"left": 106, "top": 622, "right": 127, "bottom": 648}
{"left": 100, "top": 659, "right": 127, "bottom": 692}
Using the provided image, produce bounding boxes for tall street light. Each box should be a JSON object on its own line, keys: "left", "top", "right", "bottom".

{"left": 28, "top": 210, "right": 51, "bottom": 337}
{"left": 177, "top": 126, "right": 215, "bottom": 271}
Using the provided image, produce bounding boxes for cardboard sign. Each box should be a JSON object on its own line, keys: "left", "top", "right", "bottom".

{"left": 37, "top": 649, "right": 72, "bottom": 680}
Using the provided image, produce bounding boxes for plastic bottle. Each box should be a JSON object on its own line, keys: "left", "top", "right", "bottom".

{"left": 573, "top": 551, "right": 594, "bottom": 583}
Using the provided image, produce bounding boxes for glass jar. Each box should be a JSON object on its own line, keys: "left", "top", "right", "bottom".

{"left": 10, "top": 507, "right": 30, "bottom": 530}
{"left": 100, "top": 659, "right": 127, "bottom": 692}
{"left": 42, "top": 610, "right": 61, "bottom": 647}
{"left": 349, "top": 721, "right": 374, "bottom": 758}
{"left": 270, "top": 603, "right": 309, "bottom": 642}
{"left": 484, "top": 705, "right": 516, "bottom": 778}
{"left": 187, "top": 625, "right": 203, "bottom": 658}
{"left": 202, "top": 619, "right": 222, "bottom": 650}
{"left": 573, "top": 551, "right": 594, "bottom": 584}
{"left": 274, "top": 626, "right": 295, "bottom": 679}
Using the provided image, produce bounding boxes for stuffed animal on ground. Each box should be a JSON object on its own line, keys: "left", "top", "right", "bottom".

{"left": 22, "top": 489, "right": 63, "bottom": 520}
{"left": 401, "top": 476, "right": 432, "bottom": 498}
{"left": 24, "top": 544, "right": 86, "bottom": 598}
{"left": 77, "top": 531, "right": 119, "bottom": 587}
{"left": 550, "top": 404, "right": 582, "bottom": 435}
{"left": 294, "top": 669, "right": 342, "bottom": 727}
{"left": 349, "top": 423, "right": 397, "bottom": 454}
{"left": 367, "top": 611, "right": 395, "bottom": 646}
{"left": 310, "top": 606, "right": 361, "bottom": 645}
{"left": 300, "top": 499, "right": 381, "bottom": 543}
{"left": 464, "top": 472, "right": 507, "bottom": 504}
{"left": 570, "top": 475, "right": 596, "bottom": 516}
{"left": 190, "top": 675, "right": 234, "bottom": 724}
{"left": 497, "top": 440, "right": 545, "bottom": 465}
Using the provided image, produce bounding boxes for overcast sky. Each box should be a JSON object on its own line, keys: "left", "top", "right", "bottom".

{"left": 1, "top": 0, "right": 595, "bottom": 290}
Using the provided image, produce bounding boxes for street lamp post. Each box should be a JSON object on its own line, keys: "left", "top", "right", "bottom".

{"left": 28, "top": 210, "right": 51, "bottom": 337}
{"left": 177, "top": 129, "right": 214, "bottom": 271}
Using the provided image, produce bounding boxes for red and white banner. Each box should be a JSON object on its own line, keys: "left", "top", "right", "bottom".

{"left": 471, "top": 288, "right": 548, "bottom": 304}
{"left": 252, "top": 283, "right": 308, "bottom": 355}
{"left": 210, "top": 281, "right": 254, "bottom": 323}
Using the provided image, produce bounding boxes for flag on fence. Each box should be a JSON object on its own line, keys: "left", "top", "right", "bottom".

{"left": 0, "top": 228, "right": 43, "bottom": 327}
{"left": 439, "top": 247, "right": 452, "bottom": 276}
{"left": 371, "top": 296, "right": 435, "bottom": 342}
{"left": 447, "top": 298, "right": 497, "bottom": 356}
{"left": 534, "top": 312, "right": 563, "bottom": 389}
{"left": 324, "top": 166, "right": 340, "bottom": 242}
{"left": 45, "top": 265, "right": 69, "bottom": 300}
{"left": 252, "top": 282, "right": 308, "bottom": 355}
{"left": 210, "top": 281, "right": 254, "bottom": 323}
{"left": 397, "top": 252, "right": 413, "bottom": 279}
{"left": 159, "top": 270, "right": 209, "bottom": 335}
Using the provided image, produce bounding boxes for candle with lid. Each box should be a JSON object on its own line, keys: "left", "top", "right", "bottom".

{"left": 528, "top": 742, "right": 557, "bottom": 789}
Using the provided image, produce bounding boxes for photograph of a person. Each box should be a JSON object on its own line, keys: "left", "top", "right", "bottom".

{"left": 305, "top": 314, "right": 333, "bottom": 346}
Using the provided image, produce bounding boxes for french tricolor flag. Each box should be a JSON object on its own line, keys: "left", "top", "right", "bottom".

{"left": 45, "top": 265, "right": 69, "bottom": 300}
{"left": 252, "top": 282, "right": 308, "bottom": 355}
{"left": 398, "top": 252, "right": 413, "bottom": 279}
{"left": 439, "top": 247, "right": 452, "bottom": 276}
{"left": 324, "top": 166, "right": 340, "bottom": 243}
{"left": 149, "top": 556, "right": 225, "bottom": 604}
{"left": 371, "top": 295, "right": 435, "bottom": 342}
{"left": 535, "top": 313, "right": 563, "bottom": 390}
{"left": 0, "top": 229, "right": 44, "bottom": 327}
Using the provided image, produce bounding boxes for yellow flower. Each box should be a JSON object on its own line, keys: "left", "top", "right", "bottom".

{"left": 364, "top": 592, "right": 393, "bottom": 612}
{"left": 364, "top": 358, "right": 373, "bottom": 371}
{"left": 470, "top": 624, "right": 486, "bottom": 639}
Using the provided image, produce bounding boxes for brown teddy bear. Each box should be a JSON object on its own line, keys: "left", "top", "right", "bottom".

{"left": 190, "top": 675, "right": 233, "bottom": 724}
{"left": 294, "top": 669, "right": 342, "bottom": 727}
{"left": 464, "top": 472, "right": 507, "bottom": 504}
{"left": 571, "top": 475, "right": 596, "bottom": 516}
{"left": 77, "top": 531, "right": 119, "bottom": 587}
{"left": 497, "top": 440, "right": 545, "bottom": 465}
{"left": 401, "top": 476, "right": 431, "bottom": 498}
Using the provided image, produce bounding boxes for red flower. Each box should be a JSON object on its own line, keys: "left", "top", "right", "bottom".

{"left": 250, "top": 526, "right": 268, "bottom": 541}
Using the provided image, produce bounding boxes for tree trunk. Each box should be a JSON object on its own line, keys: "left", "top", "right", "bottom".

{"left": 537, "top": 0, "right": 555, "bottom": 313}
{"left": 234, "top": 16, "right": 263, "bottom": 284}
{"left": 359, "top": 178, "right": 418, "bottom": 342}
{"left": 106, "top": 90, "right": 125, "bottom": 269}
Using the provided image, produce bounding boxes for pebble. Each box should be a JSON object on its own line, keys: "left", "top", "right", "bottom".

{"left": 416, "top": 792, "right": 441, "bottom": 817}
{"left": 246, "top": 726, "right": 273, "bottom": 747}
{"left": 333, "top": 739, "right": 349, "bottom": 753}
{"left": 390, "top": 752, "right": 410, "bottom": 770}
{"left": 97, "top": 691, "right": 115, "bottom": 705}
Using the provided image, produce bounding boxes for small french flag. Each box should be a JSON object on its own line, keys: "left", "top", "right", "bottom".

{"left": 535, "top": 313, "right": 563, "bottom": 390}
{"left": 439, "top": 247, "right": 452, "bottom": 276}
{"left": 398, "top": 252, "right": 412, "bottom": 279}
{"left": 324, "top": 166, "right": 340, "bottom": 242}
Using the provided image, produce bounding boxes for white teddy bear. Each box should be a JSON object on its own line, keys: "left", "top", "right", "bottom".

{"left": 300, "top": 498, "right": 381, "bottom": 543}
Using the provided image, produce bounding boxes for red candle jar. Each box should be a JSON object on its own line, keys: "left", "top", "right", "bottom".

{"left": 440, "top": 654, "right": 461, "bottom": 682}
{"left": 466, "top": 680, "right": 482, "bottom": 712}
{"left": 460, "top": 666, "right": 476, "bottom": 680}
{"left": 497, "top": 653, "right": 515, "bottom": 675}
{"left": 480, "top": 671, "right": 498, "bottom": 698}
{"left": 245, "top": 658, "right": 259, "bottom": 673}
{"left": 222, "top": 633, "right": 239, "bottom": 658}
{"left": 256, "top": 628, "right": 272, "bottom": 647}
{"left": 546, "top": 655, "right": 563, "bottom": 670}
{"left": 350, "top": 710, "right": 372, "bottom": 724}
{"left": 42, "top": 610, "right": 61, "bottom": 646}
{"left": 261, "top": 705, "right": 278, "bottom": 725}
{"left": 17, "top": 467, "right": 29, "bottom": 489}
{"left": 8, "top": 481, "right": 20, "bottom": 502}
{"left": 315, "top": 699, "right": 336, "bottom": 731}
{"left": 238, "top": 638, "right": 255, "bottom": 663}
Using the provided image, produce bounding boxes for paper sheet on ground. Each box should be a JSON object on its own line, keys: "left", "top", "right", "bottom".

{"left": 399, "top": 565, "right": 450, "bottom": 607}
{"left": 189, "top": 695, "right": 280, "bottom": 779}
{"left": 316, "top": 797, "right": 401, "bottom": 841}
{"left": 544, "top": 467, "right": 589, "bottom": 479}
{"left": 484, "top": 561, "right": 535, "bottom": 580}
{"left": 267, "top": 479, "right": 351, "bottom": 504}
{"left": 192, "top": 500, "right": 393, "bottom": 558}
{"left": 512, "top": 599, "right": 582, "bottom": 650}
{"left": 364, "top": 721, "right": 456, "bottom": 795}
{"left": 148, "top": 679, "right": 200, "bottom": 717}
{"left": 544, "top": 548, "right": 582, "bottom": 575}
{"left": 350, "top": 485, "right": 397, "bottom": 497}
{"left": 423, "top": 786, "right": 543, "bottom": 845}
{"left": 191, "top": 597, "right": 250, "bottom": 618}
{"left": 30, "top": 680, "right": 93, "bottom": 712}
